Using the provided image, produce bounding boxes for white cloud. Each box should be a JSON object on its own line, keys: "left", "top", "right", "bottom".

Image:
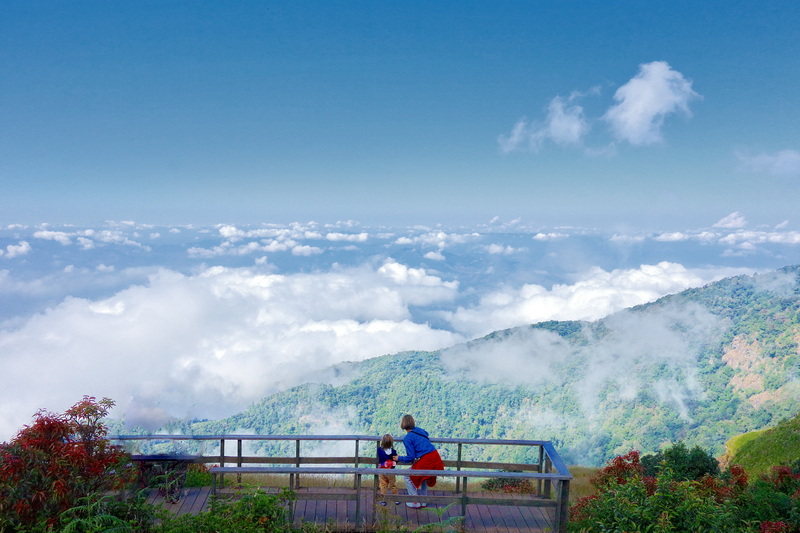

{"left": 325, "top": 232, "right": 368, "bottom": 242}
{"left": 31, "top": 228, "right": 149, "bottom": 250}
{"left": 713, "top": 212, "right": 747, "bottom": 229}
{"left": 1, "top": 241, "right": 32, "bottom": 258}
{"left": 603, "top": 61, "right": 699, "bottom": 145}
{"left": 442, "top": 262, "right": 733, "bottom": 339}
{"left": 424, "top": 251, "right": 445, "bottom": 261}
{"left": 532, "top": 232, "right": 568, "bottom": 241}
{"left": 487, "top": 244, "right": 522, "bottom": 255}
{"left": 0, "top": 262, "right": 462, "bottom": 438}
{"left": 498, "top": 119, "right": 529, "bottom": 153}
{"left": 609, "top": 234, "right": 646, "bottom": 243}
{"left": 737, "top": 149, "right": 800, "bottom": 178}
{"left": 718, "top": 229, "right": 800, "bottom": 246}
{"left": 33, "top": 230, "right": 74, "bottom": 245}
{"left": 292, "top": 245, "right": 323, "bottom": 256}
{"left": 543, "top": 94, "right": 590, "bottom": 146}
{"left": 499, "top": 93, "right": 589, "bottom": 153}
{"left": 188, "top": 238, "right": 301, "bottom": 258}
{"left": 394, "top": 231, "right": 480, "bottom": 249}
{"left": 441, "top": 300, "right": 724, "bottom": 425}
{"left": 653, "top": 231, "right": 690, "bottom": 242}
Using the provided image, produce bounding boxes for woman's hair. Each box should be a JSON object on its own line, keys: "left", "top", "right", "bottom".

{"left": 380, "top": 433, "right": 394, "bottom": 449}
{"left": 400, "top": 414, "right": 416, "bottom": 430}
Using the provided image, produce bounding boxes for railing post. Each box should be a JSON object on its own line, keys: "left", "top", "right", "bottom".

{"left": 461, "top": 475, "right": 468, "bottom": 517}
{"left": 219, "top": 439, "right": 225, "bottom": 487}
{"left": 456, "top": 442, "right": 463, "bottom": 493}
{"left": 237, "top": 439, "right": 243, "bottom": 483}
{"left": 353, "top": 438, "right": 360, "bottom": 489}
{"left": 555, "top": 478, "right": 570, "bottom": 533}
{"left": 294, "top": 439, "right": 301, "bottom": 490}
{"left": 544, "top": 454, "right": 553, "bottom": 499}
{"left": 537, "top": 444, "right": 545, "bottom": 496}
{"left": 355, "top": 472, "right": 362, "bottom": 526}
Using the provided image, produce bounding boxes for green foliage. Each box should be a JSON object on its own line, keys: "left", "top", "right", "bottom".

{"left": 569, "top": 471, "right": 743, "bottom": 532}
{"left": 733, "top": 461, "right": 800, "bottom": 530}
{"left": 154, "top": 489, "right": 295, "bottom": 532}
{"left": 641, "top": 441, "right": 720, "bottom": 481}
{"left": 413, "top": 503, "right": 464, "bottom": 533}
{"left": 569, "top": 447, "right": 800, "bottom": 533}
{"left": 59, "top": 491, "right": 157, "bottom": 533}
{"left": 184, "top": 462, "right": 214, "bottom": 487}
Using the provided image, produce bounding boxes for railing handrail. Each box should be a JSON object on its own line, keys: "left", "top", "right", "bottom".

{"left": 209, "top": 465, "right": 572, "bottom": 480}
{"left": 110, "top": 433, "right": 572, "bottom": 477}
{"left": 111, "top": 434, "right": 556, "bottom": 447}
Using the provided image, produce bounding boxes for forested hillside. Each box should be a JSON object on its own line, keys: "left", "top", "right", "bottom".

{"left": 171, "top": 266, "right": 800, "bottom": 466}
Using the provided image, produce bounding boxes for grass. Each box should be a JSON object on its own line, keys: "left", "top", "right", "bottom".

{"left": 216, "top": 472, "right": 459, "bottom": 491}
{"left": 724, "top": 411, "right": 800, "bottom": 477}
{"left": 566, "top": 466, "right": 599, "bottom": 503}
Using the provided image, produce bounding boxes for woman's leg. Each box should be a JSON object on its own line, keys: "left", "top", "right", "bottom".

{"left": 418, "top": 480, "right": 428, "bottom": 506}
{"left": 403, "top": 476, "right": 420, "bottom": 507}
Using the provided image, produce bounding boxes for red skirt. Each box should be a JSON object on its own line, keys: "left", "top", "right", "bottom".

{"left": 410, "top": 449, "right": 444, "bottom": 489}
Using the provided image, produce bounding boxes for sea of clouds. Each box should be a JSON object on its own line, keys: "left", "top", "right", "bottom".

{"left": 1, "top": 215, "right": 798, "bottom": 439}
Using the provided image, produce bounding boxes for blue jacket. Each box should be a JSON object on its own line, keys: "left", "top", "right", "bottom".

{"left": 377, "top": 446, "right": 396, "bottom": 467}
{"left": 398, "top": 428, "right": 436, "bottom": 463}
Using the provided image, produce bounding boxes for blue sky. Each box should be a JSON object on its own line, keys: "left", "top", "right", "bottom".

{"left": 2, "top": 1, "right": 799, "bottom": 227}
{"left": 2, "top": 3, "right": 800, "bottom": 438}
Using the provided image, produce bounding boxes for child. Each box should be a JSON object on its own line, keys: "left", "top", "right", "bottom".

{"left": 377, "top": 434, "right": 400, "bottom": 506}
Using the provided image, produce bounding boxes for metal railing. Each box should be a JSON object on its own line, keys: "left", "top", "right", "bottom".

{"left": 111, "top": 434, "right": 572, "bottom": 532}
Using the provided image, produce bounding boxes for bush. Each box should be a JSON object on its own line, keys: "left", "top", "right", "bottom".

{"left": 569, "top": 467, "right": 743, "bottom": 532}
{"left": 569, "top": 447, "right": 800, "bottom": 532}
{"left": 641, "top": 441, "right": 720, "bottom": 481}
{"left": 154, "top": 489, "right": 295, "bottom": 532}
{"left": 481, "top": 470, "right": 535, "bottom": 493}
{"left": 184, "top": 462, "right": 214, "bottom": 487}
{"left": 734, "top": 463, "right": 800, "bottom": 531}
{"left": 0, "top": 396, "right": 136, "bottom": 531}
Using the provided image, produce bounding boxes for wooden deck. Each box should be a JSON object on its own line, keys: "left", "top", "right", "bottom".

{"left": 149, "top": 486, "right": 555, "bottom": 532}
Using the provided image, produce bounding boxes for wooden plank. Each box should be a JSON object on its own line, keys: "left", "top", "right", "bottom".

{"left": 325, "top": 491, "right": 336, "bottom": 523}
{"left": 144, "top": 485, "right": 557, "bottom": 533}
{"left": 497, "top": 492, "right": 527, "bottom": 530}
{"left": 336, "top": 493, "right": 348, "bottom": 527}
{"left": 291, "top": 494, "right": 308, "bottom": 526}
{"left": 503, "top": 502, "right": 529, "bottom": 531}
{"left": 186, "top": 487, "right": 211, "bottom": 515}
{"left": 173, "top": 488, "right": 197, "bottom": 514}
{"left": 481, "top": 504, "right": 500, "bottom": 529}
{"left": 483, "top": 499, "right": 509, "bottom": 533}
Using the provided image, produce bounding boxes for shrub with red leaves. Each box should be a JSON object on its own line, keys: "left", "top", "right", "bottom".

{"left": 569, "top": 448, "right": 800, "bottom": 533}
{"left": 589, "top": 450, "right": 644, "bottom": 489}
{"left": 0, "top": 396, "right": 134, "bottom": 530}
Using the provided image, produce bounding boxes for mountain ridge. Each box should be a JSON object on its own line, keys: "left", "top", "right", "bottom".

{"left": 165, "top": 265, "right": 800, "bottom": 466}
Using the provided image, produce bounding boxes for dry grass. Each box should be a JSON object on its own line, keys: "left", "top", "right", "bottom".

{"left": 567, "top": 466, "right": 599, "bottom": 503}
{"left": 222, "top": 472, "right": 458, "bottom": 491}
{"left": 216, "top": 468, "right": 597, "bottom": 504}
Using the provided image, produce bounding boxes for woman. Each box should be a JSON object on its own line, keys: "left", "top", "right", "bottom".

{"left": 394, "top": 414, "right": 444, "bottom": 509}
